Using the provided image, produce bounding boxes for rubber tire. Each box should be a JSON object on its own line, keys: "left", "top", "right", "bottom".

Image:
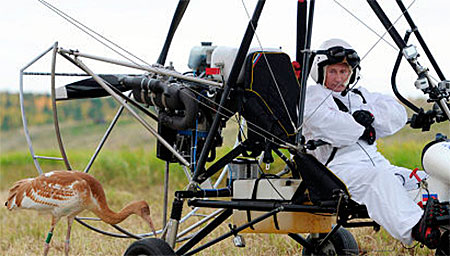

{"left": 123, "top": 238, "right": 175, "bottom": 256}
{"left": 302, "top": 227, "right": 359, "bottom": 256}
{"left": 435, "top": 230, "right": 449, "bottom": 256}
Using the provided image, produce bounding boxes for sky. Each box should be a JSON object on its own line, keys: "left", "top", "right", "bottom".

{"left": 1, "top": 0, "right": 449, "bottom": 99}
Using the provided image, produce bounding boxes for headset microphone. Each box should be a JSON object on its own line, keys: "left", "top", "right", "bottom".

{"left": 341, "top": 76, "right": 360, "bottom": 97}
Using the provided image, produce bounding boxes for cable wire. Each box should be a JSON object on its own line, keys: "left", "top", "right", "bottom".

{"left": 333, "top": 0, "right": 399, "bottom": 51}
{"left": 240, "top": 0, "right": 298, "bottom": 132}
{"left": 37, "top": 0, "right": 152, "bottom": 69}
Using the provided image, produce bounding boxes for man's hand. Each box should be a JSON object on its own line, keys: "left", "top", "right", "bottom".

{"left": 352, "top": 110, "right": 374, "bottom": 127}
{"left": 353, "top": 110, "right": 376, "bottom": 145}
{"left": 360, "top": 125, "right": 376, "bottom": 145}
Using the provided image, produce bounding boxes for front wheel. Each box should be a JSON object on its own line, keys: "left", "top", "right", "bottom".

{"left": 435, "top": 230, "right": 449, "bottom": 256}
{"left": 302, "top": 227, "right": 359, "bottom": 256}
{"left": 124, "top": 238, "right": 175, "bottom": 256}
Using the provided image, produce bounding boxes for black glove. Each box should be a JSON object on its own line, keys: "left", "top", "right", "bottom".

{"left": 352, "top": 110, "right": 374, "bottom": 127}
{"left": 360, "top": 125, "right": 376, "bottom": 145}
{"left": 352, "top": 110, "right": 376, "bottom": 144}
{"left": 409, "top": 108, "right": 434, "bottom": 131}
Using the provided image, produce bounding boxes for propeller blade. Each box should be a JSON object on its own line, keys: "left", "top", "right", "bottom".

{"left": 157, "top": 0, "right": 190, "bottom": 65}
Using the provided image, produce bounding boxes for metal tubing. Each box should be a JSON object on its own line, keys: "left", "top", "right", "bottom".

{"left": 183, "top": 208, "right": 281, "bottom": 256}
{"left": 69, "top": 57, "right": 190, "bottom": 166}
{"left": 157, "top": 0, "right": 190, "bottom": 65}
{"left": 58, "top": 48, "right": 222, "bottom": 88}
{"left": 188, "top": 199, "right": 337, "bottom": 213}
{"left": 34, "top": 155, "right": 64, "bottom": 161}
{"left": 178, "top": 167, "right": 227, "bottom": 225}
{"left": 391, "top": 31, "right": 421, "bottom": 113}
{"left": 368, "top": 0, "right": 450, "bottom": 120}
{"left": 288, "top": 233, "right": 311, "bottom": 250}
{"left": 111, "top": 224, "right": 144, "bottom": 240}
{"left": 20, "top": 45, "right": 56, "bottom": 174}
{"left": 367, "top": 0, "right": 407, "bottom": 50}
{"left": 163, "top": 162, "right": 170, "bottom": 228}
{"left": 84, "top": 103, "right": 125, "bottom": 173}
{"left": 367, "top": 0, "right": 420, "bottom": 72}
{"left": 58, "top": 52, "right": 155, "bottom": 123}
{"left": 192, "top": 0, "right": 266, "bottom": 182}
{"left": 179, "top": 206, "right": 199, "bottom": 224}
{"left": 176, "top": 209, "right": 225, "bottom": 239}
{"left": 175, "top": 189, "right": 231, "bottom": 199}
{"left": 296, "top": 0, "right": 315, "bottom": 144}
{"left": 74, "top": 218, "right": 132, "bottom": 238}
{"left": 76, "top": 217, "right": 101, "bottom": 221}
{"left": 23, "top": 72, "right": 90, "bottom": 76}
{"left": 175, "top": 208, "right": 233, "bottom": 255}
{"left": 178, "top": 167, "right": 226, "bottom": 224}
{"left": 317, "top": 224, "right": 341, "bottom": 251}
{"left": 21, "top": 45, "right": 55, "bottom": 71}
{"left": 75, "top": 216, "right": 165, "bottom": 239}
{"left": 438, "top": 98, "right": 450, "bottom": 120}
{"left": 166, "top": 219, "right": 180, "bottom": 248}
{"left": 50, "top": 42, "right": 72, "bottom": 170}
{"left": 395, "top": 0, "right": 446, "bottom": 81}
{"left": 196, "top": 144, "right": 244, "bottom": 182}
{"left": 296, "top": 0, "right": 307, "bottom": 63}
{"left": 75, "top": 216, "right": 164, "bottom": 239}
{"left": 214, "top": 166, "right": 228, "bottom": 188}
{"left": 343, "top": 221, "right": 379, "bottom": 228}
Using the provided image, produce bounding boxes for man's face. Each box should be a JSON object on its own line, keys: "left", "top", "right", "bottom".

{"left": 324, "top": 63, "right": 351, "bottom": 92}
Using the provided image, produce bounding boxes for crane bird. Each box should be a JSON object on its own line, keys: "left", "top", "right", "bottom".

{"left": 5, "top": 170, "right": 157, "bottom": 256}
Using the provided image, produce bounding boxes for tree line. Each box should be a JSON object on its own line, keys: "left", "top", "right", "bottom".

{"left": 0, "top": 92, "right": 122, "bottom": 131}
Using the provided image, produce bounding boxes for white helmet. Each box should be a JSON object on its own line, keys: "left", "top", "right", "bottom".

{"left": 310, "top": 38, "right": 360, "bottom": 86}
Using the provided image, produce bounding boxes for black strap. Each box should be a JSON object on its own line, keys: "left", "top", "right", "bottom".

{"left": 351, "top": 88, "right": 367, "bottom": 104}
{"left": 328, "top": 90, "right": 367, "bottom": 166}
{"left": 333, "top": 97, "right": 349, "bottom": 112}
{"left": 247, "top": 177, "right": 264, "bottom": 230}
{"left": 291, "top": 181, "right": 308, "bottom": 204}
{"left": 273, "top": 213, "right": 280, "bottom": 230}
{"left": 199, "top": 144, "right": 245, "bottom": 181}
{"left": 325, "top": 147, "right": 338, "bottom": 166}
{"left": 246, "top": 210, "right": 255, "bottom": 230}
{"left": 325, "top": 98, "right": 342, "bottom": 166}
{"left": 334, "top": 89, "right": 368, "bottom": 112}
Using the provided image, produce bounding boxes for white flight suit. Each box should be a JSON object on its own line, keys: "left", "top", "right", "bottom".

{"left": 303, "top": 84, "right": 425, "bottom": 244}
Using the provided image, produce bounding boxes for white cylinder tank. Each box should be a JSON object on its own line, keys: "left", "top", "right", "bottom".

{"left": 422, "top": 140, "right": 450, "bottom": 201}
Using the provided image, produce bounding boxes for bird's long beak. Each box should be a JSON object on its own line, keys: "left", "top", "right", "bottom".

{"left": 142, "top": 214, "right": 157, "bottom": 238}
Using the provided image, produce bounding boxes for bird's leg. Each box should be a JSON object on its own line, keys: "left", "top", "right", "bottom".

{"left": 44, "top": 216, "right": 59, "bottom": 256}
{"left": 65, "top": 216, "right": 74, "bottom": 256}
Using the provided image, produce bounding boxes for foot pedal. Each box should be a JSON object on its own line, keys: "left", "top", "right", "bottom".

{"left": 233, "top": 235, "right": 245, "bottom": 248}
{"left": 229, "top": 224, "right": 245, "bottom": 248}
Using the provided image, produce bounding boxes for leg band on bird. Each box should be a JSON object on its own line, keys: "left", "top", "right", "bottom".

{"left": 45, "top": 232, "right": 53, "bottom": 244}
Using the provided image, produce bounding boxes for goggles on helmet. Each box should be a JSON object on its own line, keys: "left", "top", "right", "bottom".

{"left": 315, "top": 46, "right": 360, "bottom": 68}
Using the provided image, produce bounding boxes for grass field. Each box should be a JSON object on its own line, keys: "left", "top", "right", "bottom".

{"left": 1, "top": 120, "right": 448, "bottom": 255}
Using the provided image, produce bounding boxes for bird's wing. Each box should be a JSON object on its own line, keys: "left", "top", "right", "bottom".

{"left": 19, "top": 172, "right": 87, "bottom": 215}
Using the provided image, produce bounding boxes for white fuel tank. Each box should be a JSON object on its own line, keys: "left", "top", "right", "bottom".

{"left": 422, "top": 140, "right": 450, "bottom": 201}
{"left": 422, "top": 140, "right": 450, "bottom": 184}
